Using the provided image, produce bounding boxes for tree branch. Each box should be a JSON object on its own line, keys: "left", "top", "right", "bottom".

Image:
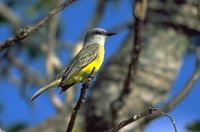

{"left": 7, "top": 52, "right": 44, "bottom": 86}
{"left": 108, "top": 106, "right": 177, "bottom": 132}
{"left": 66, "top": 67, "right": 96, "bottom": 132}
{"left": 158, "top": 45, "right": 200, "bottom": 112}
{"left": 0, "top": 0, "right": 78, "bottom": 52}
{"left": 161, "top": 68, "right": 200, "bottom": 113}
{"left": 111, "top": 0, "right": 147, "bottom": 120}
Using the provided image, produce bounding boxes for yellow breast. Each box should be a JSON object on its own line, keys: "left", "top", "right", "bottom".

{"left": 81, "top": 44, "right": 105, "bottom": 75}
{"left": 64, "top": 44, "right": 104, "bottom": 85}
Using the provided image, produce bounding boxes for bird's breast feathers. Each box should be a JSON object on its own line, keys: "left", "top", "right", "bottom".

{"left": 60, "top": 44, "right": 104, "bottom": 86}
{"left": 80, "top": 44, "right": 105, "bottom": 76}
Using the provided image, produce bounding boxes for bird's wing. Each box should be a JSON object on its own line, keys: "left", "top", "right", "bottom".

{"left": 59, "top": 44, "right": 99, "bottom": 87}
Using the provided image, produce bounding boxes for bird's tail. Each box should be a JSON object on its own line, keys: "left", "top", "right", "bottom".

{"left": 30, "top": 78, "right": 61, "bottom": 102}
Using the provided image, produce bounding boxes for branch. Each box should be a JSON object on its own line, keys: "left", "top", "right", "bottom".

{"left": 66, "top": 67, "right": 96, "bottom": 132}
{"left": 7, "top": 52, "right": 44, "bottom": 86}
{"left": 0, "top": 0, "right": 78, "bottom": 52}
{"left": 49, "top": 91, "right": 64, "bottom": 112}
{"left": 161, "top": 69, "right": 200, "bottom": 113}
{"left": 198, "top": 1, "right": 200, "bottom": 20}
{"left": 108, "top": 106, "right": 177, "bottom": 132}
{"left": 158, "top": 45, "right": 200, "bottom": 113}
{"left": 46, "top": 13, "right": 63, "bottom": 111}
{"left": 5, "top": 52, "right": 45, "bottom": 101}
{"left": 111, "top": 0, "right": 147, "bottom": 119}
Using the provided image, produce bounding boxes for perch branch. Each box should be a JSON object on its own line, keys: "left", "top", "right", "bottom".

{"left": 108, "top": 106, "right": 177, "bottom": 132}
{"left": 66, "top": 67, "right": 96, "bottom": 132}
{"left": 0, "top": 0, "right": 78, "bottom": 52}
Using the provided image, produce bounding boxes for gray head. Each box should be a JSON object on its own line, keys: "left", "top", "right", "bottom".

{"left": 84, "top": 28, "right": 116, "bottom": 46}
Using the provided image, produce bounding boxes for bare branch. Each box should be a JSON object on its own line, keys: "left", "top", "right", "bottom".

{"left": 46, "top": 15, "right": 62, "bottom": 77}
{"left": 198, "top": 1, "right": 200, "bottom": 20}
{"left": 7, "top": 52, "right": 44, "bottom": 86}
{"left": 161, "top": 69, "right": 200, "bottom": 113}
{"left": 111, "top": 0, "right": 147, "bottom": 119}
{"left": 161, "top": 45, "right": 200, "bottom": 113}
{"left": 0, "top": 0, "right": 78, "bottom": 52}
{"left": 66, "top": 67, "right": 96, "bottom": 132}
{"left": 154, "top": 108, "right": 177, "bottom": 132}
{"left": 49, "top": 91, "right": 64, "bottom": 112}
{"left": 46, "top": 13, "right": 63, "bottom": 111}
{"left": 108, "top": 106, "right": 177, "bottom": 132}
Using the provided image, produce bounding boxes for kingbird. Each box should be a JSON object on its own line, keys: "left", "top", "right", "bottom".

{"left": 30, "top": 28, "right": 116, "bottom": 101}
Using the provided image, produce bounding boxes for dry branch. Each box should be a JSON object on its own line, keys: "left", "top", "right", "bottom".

{"left": 111, "top": 0, "right": 147, "bottom": 119}
{"left": 0, "top": 0, "right": 78, "bottom": 52}
{"left": 45, "top": 13, "right": 63, "bottom": 111}
{"left": 108, "top": 106, "right": 177, "bottom": 132}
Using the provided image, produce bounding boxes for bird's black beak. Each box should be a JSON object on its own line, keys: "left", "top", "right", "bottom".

{"left": 106, "top": 32, "right": 117, "bottom": 36}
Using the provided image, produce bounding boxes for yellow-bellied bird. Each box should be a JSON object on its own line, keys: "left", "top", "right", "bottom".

{"left": 30, "top": 28, "right": 116, "bottom": 101}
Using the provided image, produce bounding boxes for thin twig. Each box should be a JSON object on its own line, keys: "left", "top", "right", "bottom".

{"left": 45, "top": 9, "right": 63, "bottom": 111}
{"left": 108, "top": 106, "right": 177, "bottom": 132}
{"left": 66, "top": 67, "right": 96, "bottom": 132}
{"left": 159, "top": 45, "right": 200, "bottom": 113}
{"left": 154, "top": 108, "right": 177, "bottom": 132}
{"left": 7, "top": 52, "right": 44, "bottom": 86}
{"left": 0, "top": 0, "right": 78, "bottom": 52}
{"left": 161, "top": 68, "right": 200, "bottom": 113}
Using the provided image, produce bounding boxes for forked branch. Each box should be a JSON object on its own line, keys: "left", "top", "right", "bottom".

{"left": 108, "top": 106, "right": 177, "bottom": 132}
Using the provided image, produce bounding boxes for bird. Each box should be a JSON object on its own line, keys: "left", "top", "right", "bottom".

{"left": 30, "top": 28, "right": 116, "bottom": 101}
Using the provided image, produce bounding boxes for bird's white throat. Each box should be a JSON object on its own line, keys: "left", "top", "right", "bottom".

{"left": 84, "top": 35, "right": 106, "bottom": 46}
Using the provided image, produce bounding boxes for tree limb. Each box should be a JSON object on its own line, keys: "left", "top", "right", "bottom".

{"left": 0, "top": 0, "right": 78, "bottom": 52}
{"left": 108, "top": 106, "right": 177, "bottom": 132}
{"left": 111, "top": 0, "right": 147, "bottom": 120}
{"left": 45, "top": 9, "right": 63, "bottom": 111}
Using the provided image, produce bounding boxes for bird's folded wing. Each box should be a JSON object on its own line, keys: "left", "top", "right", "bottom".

{"left": 59, "top": 44, "right": 98, "bottom": 87}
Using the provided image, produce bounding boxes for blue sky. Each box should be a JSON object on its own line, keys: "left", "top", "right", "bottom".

{"left": 0, "top": 0, "right": 200, "bottom": 131}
